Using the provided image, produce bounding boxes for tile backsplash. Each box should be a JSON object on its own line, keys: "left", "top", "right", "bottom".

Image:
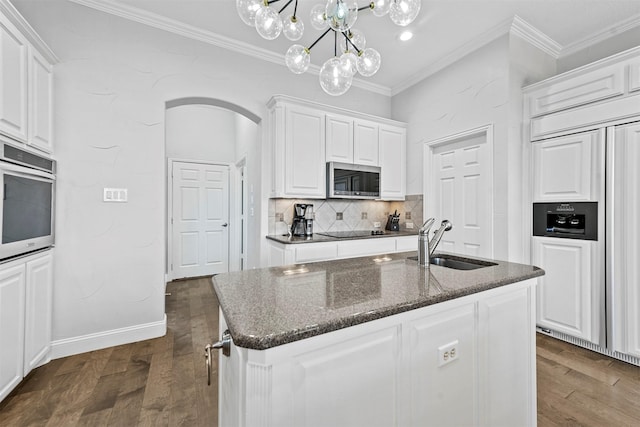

{"left": 268, "top": 195, "right": 423, "bottom": 236}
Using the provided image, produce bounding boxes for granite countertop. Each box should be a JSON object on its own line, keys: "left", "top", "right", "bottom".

{"left": 266, "top": 229, "right": 418, "bottom": 244}
{"left": 212, "top": 252, "right": 544, "bottom": 351}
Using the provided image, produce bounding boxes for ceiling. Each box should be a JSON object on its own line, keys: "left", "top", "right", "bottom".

{"left": 66, "top": 0, "right": 640, "bottom": 95}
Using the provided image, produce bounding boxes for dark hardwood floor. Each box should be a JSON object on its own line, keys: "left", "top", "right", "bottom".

{"left": 1, "top": 277, "right": 639, "bottom": 426}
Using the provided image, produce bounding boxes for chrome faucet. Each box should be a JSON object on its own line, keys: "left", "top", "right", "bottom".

{"left": 418, "top": 218, "right": 453, "bottom": 267}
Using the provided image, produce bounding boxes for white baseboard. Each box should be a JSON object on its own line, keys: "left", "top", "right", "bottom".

{"left": 50, "top": 314, "right": 167, "bottom": 359}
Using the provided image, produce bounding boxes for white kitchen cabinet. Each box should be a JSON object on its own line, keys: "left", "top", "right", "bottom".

{"left": 326, "top": 116, "right": 379, "bottom": 166}
{"left": 267, "top": 235, "right": 417, "bottom": 267}
{"left": 531, "top": 129, "right": 604, "bottom": 202}
{"left": 28, "top": 47, "right": 53, "bottom": 153}
{"left": 379, "top": 125, "right": 407, "bottom": 200}
{"left": 532, "top": 236, "right": 602, "bottom": 345}
{"left": 0, "top": 263, "right": 25, "bottom": 403}
{"left": 325, "top": 114, "right": 353, "bottom": 163}
{"left": 0, "top": 4, "right": 55, "bottom": 153}
{"left": 0, "top": 249, "right": 53, "bottom": 403}
{"left": 23, "top": 251, "right": 53, "bottom": 375}
{"left": 218, "top": 278, "right": 537, "bottom": 427}
{"left": 269, "top": 101, "right": 326, "bottom": 199}
{"left": 268, "top": 95, "right": 406, "bottom": 200}
{"left": 353, "top": 119, "right": 379, "bottom": 166}
{"left": 0, "top": 12, "right": 28, "bottom": 143}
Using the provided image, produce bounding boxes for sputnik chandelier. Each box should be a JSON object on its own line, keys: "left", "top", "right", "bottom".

{"left": 236, "top": 0, "right": 421, "bottom": 96}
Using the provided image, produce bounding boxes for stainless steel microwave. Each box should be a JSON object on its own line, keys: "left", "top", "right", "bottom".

{"left": 326, "top": 162, "right": 380, "bottom": 199}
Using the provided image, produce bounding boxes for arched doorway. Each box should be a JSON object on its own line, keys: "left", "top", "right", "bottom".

{"left": 165, "top": 98, "right": 261, "bottom": 280}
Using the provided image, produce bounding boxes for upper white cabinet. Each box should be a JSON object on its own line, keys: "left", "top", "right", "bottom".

{"left": 0, "top": 3, "right": 56, "bottom": 153}
{"left": 379, "top": 125, "right": 406, "bottom": 200}
{"left": 353, "top": 120, "right": 379, "bottom": 165}
{"left": 531, "top": 129, "right": 604, "bottom": 202}
{"left": 28, "top": 47, "right": 53, "bottom": 153}
{"left": 0, "top": 12, "right": 28, "bottom": 143}
{"left": 326, "top": 115, "right": 353, "bottom": 163}
{"left": 525, "top": 46, "right": 640, "bottom": 140}
{"left": 269, "top": 95, "right": 407, "bottom": 200}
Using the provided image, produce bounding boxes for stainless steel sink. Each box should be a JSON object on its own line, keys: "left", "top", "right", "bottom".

{"left": 408, "top": 255, "right": 497, "bottom": 270}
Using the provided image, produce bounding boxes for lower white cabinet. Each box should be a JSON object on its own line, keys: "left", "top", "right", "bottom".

{"left": 218, "top": 279, "right": 537, "bottom": 427}
{"left": 0, "top": 249, "right": 53, "bottom": 402}
{"left": 268, "top": 235, "right": 417, "bottom": 266}
{"left": 532, "top": 236, "right": 602, "bottom": 345}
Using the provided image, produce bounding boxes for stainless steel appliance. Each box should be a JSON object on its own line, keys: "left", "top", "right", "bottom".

{"left": 0, "top": 140, "right": 55, "bottom": 261}
{"left": 533, "top": 202, "right": 598, "bottom": 240}
{"left": 326, "top": 162, "right": 380, "bottom": 199}
{"left": 291, "top": 203, "right": 313, "bottom": 237}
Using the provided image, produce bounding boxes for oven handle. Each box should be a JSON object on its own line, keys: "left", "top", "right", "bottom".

{"left": 0, "top": 161, "right": 55, "bottom": 181}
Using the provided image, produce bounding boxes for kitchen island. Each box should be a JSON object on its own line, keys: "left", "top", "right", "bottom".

{"left": 211, "top": 252, "right": 544, "bottom": 427}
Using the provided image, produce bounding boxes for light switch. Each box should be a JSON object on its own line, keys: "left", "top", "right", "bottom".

{"left": 104, "top": 188, "right": 128, "bottom": 202}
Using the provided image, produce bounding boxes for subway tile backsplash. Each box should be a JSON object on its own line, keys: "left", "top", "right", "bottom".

{"left": 268, "top": 195, "right": 423, "bottom": 235}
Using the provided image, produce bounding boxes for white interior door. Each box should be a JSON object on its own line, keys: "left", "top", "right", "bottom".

{"left": 427, "top": 130, "right": 492, "bottom": 257}
{"left": 171, "top": 161, "right": 229, "bottom": 279}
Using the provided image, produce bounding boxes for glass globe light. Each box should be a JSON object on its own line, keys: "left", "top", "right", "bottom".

{"left": 356, "top": 48, "right": 381, "bottom": 77}
{"left": 255, "top": 4, "right": 283, "bottom": 40}
{"left": 389, "top": 0, "right": 421, "bottom": 26}
{"left": 340, "top": 28, "right": 366, "bottom": 54}
{"left": 283, "top": 15, "right": 304, "bottom": 41}
{"left": 319, "top": 57, "right": 353, "bottom": 96}
{"left": 310, "top": 4, "right": 328, "bottom": 30}
{"left": 236, "top": 0, "right": 262, "bottom": 26}
{"left": 325, "top": 0, "right": 358, "bottom": 32}
{"left": 339, "top": 51, "right": 358, "bottom": 77}
{"left": 371, "top": 0, "right": 391, "bottom": 17}
{"left": 285, "top": 45, "right": 310, "bottom": 74}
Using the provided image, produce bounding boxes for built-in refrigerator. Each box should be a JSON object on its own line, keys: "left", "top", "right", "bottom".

{"left": 532, "top": 122, "right": 640, "bottom": 366}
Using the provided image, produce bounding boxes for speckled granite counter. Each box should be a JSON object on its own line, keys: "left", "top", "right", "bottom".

{"left": 266, "top": 229, "right": 418, "bottom": 244}
{"left": 212, "top": 252, "right": 544, "bottom": 350}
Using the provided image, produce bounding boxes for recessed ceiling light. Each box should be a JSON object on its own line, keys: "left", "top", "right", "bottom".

{"left": 399, "top": 31, "right": 413, "bottom": 41}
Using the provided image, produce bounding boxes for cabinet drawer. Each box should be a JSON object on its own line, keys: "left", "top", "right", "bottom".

{"left": 338, "top": 238, "right": 396, "bottom": 258}
{"left": 396, "top": 236, "right": 417, "bottom": 252}
{"left": 528, "top": 65, "right": 624, "bottom": 117}
{"left": 295, "top": 243, "right": 338, "bottom": 263}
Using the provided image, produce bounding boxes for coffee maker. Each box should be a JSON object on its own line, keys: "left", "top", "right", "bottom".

{"left": 292, "top": 204, "right": 313, "bottom": 237}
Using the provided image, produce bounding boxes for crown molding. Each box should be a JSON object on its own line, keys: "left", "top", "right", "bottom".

{"left": 559, "top": 12, "right": 640, "bottom": 57}
{"left": 391, "top": 15, "right": 560, "bottom": 96}
{"left": 68, "top": 0, "right": 391, "bottom": 96}
{"left": 0, "top": 0, "right": 58, "bottom": 63}
{"left": 510, "top": 15, "right": 561, "bottom": 58}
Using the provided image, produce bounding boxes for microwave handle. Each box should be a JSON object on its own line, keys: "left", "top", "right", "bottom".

{"left": 1, "top": 161, "right": 55, "bottom": 181}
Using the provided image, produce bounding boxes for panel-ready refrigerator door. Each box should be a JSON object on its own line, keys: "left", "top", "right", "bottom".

{"left": 608, "top": 123, "right": 640, "bottom": 358}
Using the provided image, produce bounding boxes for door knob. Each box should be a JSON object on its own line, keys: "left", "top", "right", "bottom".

{"left": 222, "top": 223, "right": 228, "bottom": 227}
{"left": 205, "top": 329, "right": 231, "bottom": 386}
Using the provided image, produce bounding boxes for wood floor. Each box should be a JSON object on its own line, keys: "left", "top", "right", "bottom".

{"left": 1, "top": 277, "right": 639, "bottom": 426}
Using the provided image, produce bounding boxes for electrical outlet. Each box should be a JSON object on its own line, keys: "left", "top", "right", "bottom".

{"left": 438, "top": 340, "right": 459, "bottom": 367}
{"left": 406, "top": 222, "right": 414, "bottom": 229}
{"left": 373, "top": 221, "right": 381, "bottom": 228}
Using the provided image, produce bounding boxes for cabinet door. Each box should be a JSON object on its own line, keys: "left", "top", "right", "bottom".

{"left": 353, "top": 120, "right": 378, "bottom": 165}
{"left": 532, "top": 236, "right": 602, "bottom": 345}
{"left": 0, "top": 264, "right": 25, "bottom": 402}
{"left": 0, "top": 14, "right": 28, "bottom": 143}
{"left": 532, "top": 130, "right": 604, "bottom": 202}
{"left": 326, "top": 115, "right": 353, "bottom": 163}
{"left": 379, "top": 125, "right": 406, "bottom": 200}
{"left": 285, "top": 106, "right": 325, "bottom": 198}
{"left": 610, "top": 123, "right": 640, "bottom": 357}
{"left": 23, "top": 252, "right": 53, "bottom": 376}
{"left": 28, "top": 48, "right": 53, "bottom": 153}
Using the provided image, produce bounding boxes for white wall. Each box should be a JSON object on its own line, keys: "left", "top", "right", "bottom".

{"left": 12, "top": 0, "right": 392, "bottom": 357}
{"left": 166, "top": 104, "right": 237, "bottom": 162}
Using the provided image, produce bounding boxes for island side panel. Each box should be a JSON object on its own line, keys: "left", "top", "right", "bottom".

{"left": 217, "top": 278, "right": 537, "bottom": 427}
